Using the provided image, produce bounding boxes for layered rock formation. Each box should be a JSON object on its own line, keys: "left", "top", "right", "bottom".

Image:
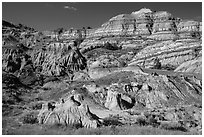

{"left": 53, "top": 8, "right": 201, "bottom": 42}
{"left": 129, "top": 40, "right": 202, "bottom": 69}
{"left": 149, "top": 11, "right": 178, "bottom": 40}
{"left": 4, "top": 8, "right": 200, "bottom": 76}
{"left": 60, "top": 28, "right": 86, "bottom": 40}
{"left": 174, "top": 56, "right": 202, "bottom": 74}
{"left": 84, "top": 8, "right": 153, "bottom": 38}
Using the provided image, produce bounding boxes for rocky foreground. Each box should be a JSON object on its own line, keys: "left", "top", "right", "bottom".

{"left": 2, "top": 8, "right": 202, "bottom": 135}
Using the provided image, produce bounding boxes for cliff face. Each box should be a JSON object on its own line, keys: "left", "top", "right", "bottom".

{"left": 56, "top": 8, "right": 201, "bottom": 42}
{"left": 78, "top": 8, "right": 201, "bottom": 71}
{"left": 85, "top": 8, "right": 152, "bottom": 38}
{"left": 149, "top": 11, "right": 178, "bottom": 40}
{"left": 177, "top": 20, "right": 201, "bottom": 39}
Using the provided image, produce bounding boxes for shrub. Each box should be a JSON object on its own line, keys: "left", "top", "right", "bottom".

{"left": 136, "top": 117, "right": 147, "bottom": 126}
{"left": 102, "top": 117, "right": 123, "bottom": 126}
{"left": 118, "top": 61, "right": 127, "bottom": 67}
{"left": 22, "top": 111, "right": 38, "bottom": 124}
{"left": 146, "top": 116, "right": 160, "bottom": 127}
{"left": 159, "top": 122, "right": 188, "bottom": 132}
{"left": 162, "top": 64, "right": 176, "bottom": 71}
{"left": 30, "top": 101, "right": 44, "bottom": 110}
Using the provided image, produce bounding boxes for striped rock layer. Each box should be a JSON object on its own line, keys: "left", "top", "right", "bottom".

{"left": 56, "top": 8, "right": 201, "bottom": 42}
{"left": 129, "top": 39, "right": 202, "bottom": 70}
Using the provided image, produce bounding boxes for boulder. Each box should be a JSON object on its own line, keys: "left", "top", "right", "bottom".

{"left": 104, "top": 85, "right": 121, "bottom": 110}
{"left": 83, "top": 83, "right": 101, "bottom": 93}
{"left": 105, "top": 84, "right": 134, "bottom": 110}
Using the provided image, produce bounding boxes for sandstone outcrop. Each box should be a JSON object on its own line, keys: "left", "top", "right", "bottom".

{"left": 149, "top": 11, "right": 178, "bottom": 40}
{"left": 177, "top": 20, "right": 201, "bottom": 39}
{"left": 105, "top": 83, "right": 134, "bottom": 110}
{"left": 38, "top": 94, "right": 101, "bottom": 128}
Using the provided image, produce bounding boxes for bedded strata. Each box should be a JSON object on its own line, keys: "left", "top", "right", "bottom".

{"left": 42, "top": 8, "right": 201, "bottom": 47}
{"left": 131, "top": 8, "right": 153, "bottom": 36}
{"left": 60, "top": 28, "right": 86, "bottom": 40}
{"left": 175, "top": 56, "right": 202, "bottom": 74}
{"left": 96, "top": 14, "right": 136, "bottom": 36}
{"left": 129, "top": 40, "right": 201, "bottom": 68}
{"left": 85, "top": 15, "right": 137, "bottom": 38}
{"left": 76, "top": 8, "right": 154, "bottom": 39}
{"left": 177, "top": 20, "right": 201, "bottom": 39}
{"left": 148, "top": 11, "right": 178, "bottom": 40}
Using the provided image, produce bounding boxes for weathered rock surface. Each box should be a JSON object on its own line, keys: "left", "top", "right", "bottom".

{"left": 105, "top": 83, "right": 134, "bottom": 110}
{"left": 31, "top": 40, "right": 87, "bottom": 76}
{"left": 129, "top": 40, "right": 202, "bottom": 69}
{"left": 37, "top": 8, "right": 201, "bottom": 53}
{"left": 54, "top": 8, "right": 201, "bottom": 42}
{"left": 177, "top": 20, "right": 201, "bottom": 39}
{"left": 2, "top": 43, "right": 40, "bottom": 86}
{"left": 38, "top": 94, "right": 101, "bottom": 128}
{"left": 175, "top": 56, "right": 202, "bottom": 74}
{"left": 38, "top": 71, "right": 202, "bottom": 132}
{"left": 149, "top": 11, "right": 178, "bottom": 40}
{"left": 95, "top": 71, "right": 202, "bottom": 110}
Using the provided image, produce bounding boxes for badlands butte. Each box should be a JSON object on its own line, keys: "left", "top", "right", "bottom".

{"left": 2, "top": 8, "right": 202, "bottom": 134}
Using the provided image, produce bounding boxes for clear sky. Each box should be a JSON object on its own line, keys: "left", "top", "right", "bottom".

{"left": 2, "top": 2, "right": 202, "bottom": 31}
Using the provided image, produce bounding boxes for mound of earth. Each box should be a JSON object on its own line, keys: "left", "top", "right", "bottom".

{"left": 38, "top": 93, "right": 102, "bottom": 128}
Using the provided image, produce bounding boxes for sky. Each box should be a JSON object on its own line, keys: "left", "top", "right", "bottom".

{"left": 2, "top": 2, "right": 202, "bottom": 31}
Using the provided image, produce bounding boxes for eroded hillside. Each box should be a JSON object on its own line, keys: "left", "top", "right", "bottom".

{"left": 2, "top": 8, "right": 202, "bottom": 135}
